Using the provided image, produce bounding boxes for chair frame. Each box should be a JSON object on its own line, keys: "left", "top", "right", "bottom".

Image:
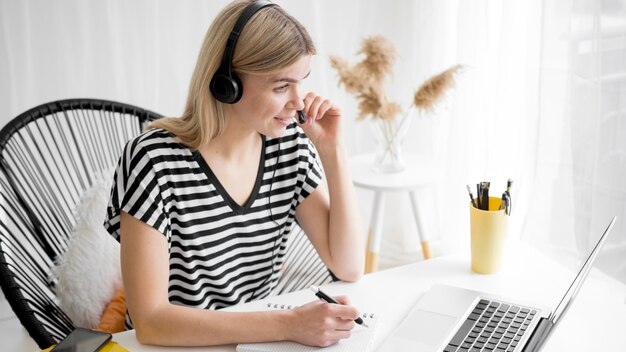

{"left": 0, "top": 98, "right": 161, "bottom": 348}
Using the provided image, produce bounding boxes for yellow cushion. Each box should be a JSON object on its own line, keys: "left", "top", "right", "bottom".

{"left": 95, "top": 287, "right": 126, "bottom": 334}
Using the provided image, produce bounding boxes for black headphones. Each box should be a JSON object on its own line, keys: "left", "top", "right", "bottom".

{"left": 210, "top": 0, "right": 276, "bottom": 104}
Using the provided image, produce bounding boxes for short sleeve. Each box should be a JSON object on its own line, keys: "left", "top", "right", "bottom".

{"left": 294, "top": 133, "right": 324, "bottom": 208}
{"left": 104, "top": 137, "right": 169, "bottom": 241}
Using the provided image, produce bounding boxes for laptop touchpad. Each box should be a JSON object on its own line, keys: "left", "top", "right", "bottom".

{"left": 395, "top": 309, "right": 457, "bottom": 346}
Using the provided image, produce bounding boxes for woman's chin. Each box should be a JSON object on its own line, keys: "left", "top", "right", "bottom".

{"left": 264, "top": 119, "right": 291, "bottom": 137}
{"left": 265, "top": 128, "right": 286, "bottom": 139}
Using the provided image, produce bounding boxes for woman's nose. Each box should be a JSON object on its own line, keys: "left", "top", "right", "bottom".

{"left": 288, "top": 90, "right": 305, "bottom": 111}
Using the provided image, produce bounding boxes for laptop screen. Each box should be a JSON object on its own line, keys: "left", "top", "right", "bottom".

{"left": 549, "top": 216, "right": 616, "bottom": 324}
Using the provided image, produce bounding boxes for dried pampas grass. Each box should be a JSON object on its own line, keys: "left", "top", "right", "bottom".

{"left": 330, "top": 35, "right": 461, "bottom": 120}
{"left": 413, "top": 64, "right": 463, "bottom": 112}
{"left": 358, "top": 36, "right": 397, "bottom": 84}
{"left": 330, "top": 35, "right": 399, "bottom": 120}
{"left": 330, "top": 35, "right": 462, "bottom": 170}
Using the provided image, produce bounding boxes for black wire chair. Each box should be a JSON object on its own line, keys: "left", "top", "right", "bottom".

{"left": 273, "top": 225, "right": 335, "bottom": 296}
{"left": 0, "top": 98, "right": 161, "bottom": 348}
{"left": 0, "top": 98, "right": 334, "bottom": 349}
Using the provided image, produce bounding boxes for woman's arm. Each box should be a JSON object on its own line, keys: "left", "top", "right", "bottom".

{"left": 120, "top": 212, "right": 358, "bottom": 347}
{"left": 295, "top": 94, "right": 366, "bottom": 282}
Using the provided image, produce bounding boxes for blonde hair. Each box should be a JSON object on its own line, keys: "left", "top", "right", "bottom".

{"left": 147, "top": 0, "right": 316, "bottom": 149}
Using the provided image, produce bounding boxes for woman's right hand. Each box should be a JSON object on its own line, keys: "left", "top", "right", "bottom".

{"left": 286, "top": 296, "right": 360, "bottom": 347}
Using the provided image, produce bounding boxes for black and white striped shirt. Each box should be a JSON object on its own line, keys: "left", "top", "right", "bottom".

{"left": 104, "top": 123, "right": 322, "bottom": 326}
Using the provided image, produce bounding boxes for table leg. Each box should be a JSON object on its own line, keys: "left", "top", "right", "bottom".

{"left": 365, "top": 191, "right": 385, "bottom": 273}
{"left": 409, "top": 190, "right": 432, "bottom": 260}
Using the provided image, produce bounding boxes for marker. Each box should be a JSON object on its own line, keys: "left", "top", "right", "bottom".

{"left": 480, "top": 182, "right": 490, "bottom": 210}
{"left": 506, "top": 178, "right": 513, "bottom": 194}
{"left": 309, "top": 285, "right": 369, "bottom": 328}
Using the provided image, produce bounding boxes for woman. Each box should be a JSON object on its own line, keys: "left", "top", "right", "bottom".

{"left": 105, "top": 0, "right": 364, "bottom": 347}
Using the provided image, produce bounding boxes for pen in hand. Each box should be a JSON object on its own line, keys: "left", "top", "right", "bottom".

{"left": 309, "top": 285, "right": 369, "bottom": 328}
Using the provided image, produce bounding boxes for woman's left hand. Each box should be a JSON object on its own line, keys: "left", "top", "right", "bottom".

{"left": 299, "top": 92, "right": 343, "bottom": 151}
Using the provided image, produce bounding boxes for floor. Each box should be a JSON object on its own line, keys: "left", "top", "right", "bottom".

{"left": 1, "top": 294, "right": 38, "bottom": 351}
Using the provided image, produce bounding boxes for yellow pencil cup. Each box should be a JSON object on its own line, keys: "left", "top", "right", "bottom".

{"left": 470, "top": 197, "right": 508, "bottom": 274}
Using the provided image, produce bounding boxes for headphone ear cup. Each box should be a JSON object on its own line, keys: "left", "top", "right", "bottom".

{"left": 210, "top": 71, "right": 243, "bottom": 104}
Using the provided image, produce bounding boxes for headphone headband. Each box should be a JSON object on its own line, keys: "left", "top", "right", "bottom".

{"left": 220, "top": 0, "right": 275, "bottom": 77}
{"left": 211, "top": 0, "right": 277, "bottom": 104}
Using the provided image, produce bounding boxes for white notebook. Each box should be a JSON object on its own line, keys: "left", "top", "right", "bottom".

{"left": 236, "top": 302, "right": 379, "bottom": 352}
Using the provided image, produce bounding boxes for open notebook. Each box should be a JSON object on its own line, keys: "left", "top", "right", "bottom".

{"left": 236, "top": 302, "right": 379, "bottom": 352}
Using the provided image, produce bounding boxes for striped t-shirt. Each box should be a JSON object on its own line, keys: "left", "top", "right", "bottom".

{"left": 104, "top": 122, "right": 322, "bottom": 325}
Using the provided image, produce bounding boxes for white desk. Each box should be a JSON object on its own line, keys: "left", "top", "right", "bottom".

{"left": 113, "top": 240, "right": 626, "bottom": 351}
{"left": 349, "top": 153, "right": 438, "bottom": 272}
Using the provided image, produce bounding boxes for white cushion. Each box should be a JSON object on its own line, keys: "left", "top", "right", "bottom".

{"left": 51, "top": 170, "right": 122, "bottom": 328}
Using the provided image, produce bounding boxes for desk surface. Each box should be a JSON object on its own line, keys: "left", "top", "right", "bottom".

{"left": 113, "top": 240, "right": 626, "bottom": 351}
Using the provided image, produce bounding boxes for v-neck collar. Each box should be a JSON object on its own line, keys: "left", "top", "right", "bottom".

{"left": 193, "top": 135, "right": 266, "bottom": 215}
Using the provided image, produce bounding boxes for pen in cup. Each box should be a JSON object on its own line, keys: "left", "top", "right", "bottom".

{"left": 494, "top": 179, "right": 512, "bottom": 215}
{"left": 466, "top": 185, "right": 477, "bottom": 208}
{"left": 309, "top": 285, "right": 369, "bottom": 328}
{"left": 473, "top": 180, "right": 512, "bottom": 214}
{"left": 479, "top": 182, "right": 490, "bottom": 210}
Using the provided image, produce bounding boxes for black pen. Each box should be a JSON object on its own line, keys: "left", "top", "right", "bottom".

{"left": 309, "top": 285, "right": 369, "bottom": 328}
{"left": 466, "top": 184, "right": 477, "bottom": 208}
{"left": 504, "top": 178, "right": 513, "bottom": 215}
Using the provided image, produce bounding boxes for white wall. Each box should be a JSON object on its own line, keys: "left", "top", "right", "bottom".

{"left": 1, "top": 0, "right": 625, "bottom": 287}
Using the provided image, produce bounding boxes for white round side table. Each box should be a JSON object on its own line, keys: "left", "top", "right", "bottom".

{"left": 349, "top": 153, "right": 438, "bottom": 273}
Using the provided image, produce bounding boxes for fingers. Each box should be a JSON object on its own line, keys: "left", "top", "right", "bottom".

{"left": 335, "top": 317, "right": 356, "bottom": 331}
{"left": 316, "top": 310, "right": 355, "bottom": 347}
{"left": 306, "top": 300, "right": 360, "bottom": 328}
{"left": 334, "top": 295, "right": 351, "bottom": 305}
{"left": 302, "top": 92, "right": 335, "bottom": 125}
{"left": 299, "top": 299, "right": 358, "bottom": 321}
{"left": 290, "top": 299, "right": 359, "bottom": 347}
{"left": 326, "top": 296, "right": 359, "bottom": 322}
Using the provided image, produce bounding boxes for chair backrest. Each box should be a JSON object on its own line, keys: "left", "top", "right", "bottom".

{"left": 0, "top": 98, "right": 161, "bottom": 348}
{"left": 273, "top": 224, "right": 335, "bottom": 296}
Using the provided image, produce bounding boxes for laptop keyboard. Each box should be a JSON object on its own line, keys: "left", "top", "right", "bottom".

{"left": 443, "top": 298, "right": 537, "bottom": 352}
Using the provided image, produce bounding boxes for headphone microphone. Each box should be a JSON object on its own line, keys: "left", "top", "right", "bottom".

{"left": 297, "top": 110, "right": 306, "bottom": 124}
{"left": 210, "top": 0, "right": 276, "bottom": 104}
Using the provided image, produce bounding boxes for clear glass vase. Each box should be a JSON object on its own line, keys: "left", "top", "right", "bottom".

{"left": 370, "top": 116, "right": 410, "bottom": 173}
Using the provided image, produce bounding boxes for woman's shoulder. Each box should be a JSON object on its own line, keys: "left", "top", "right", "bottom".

{"left": 125, "top": 128, "right": 190, "bottom": 159}
{"left": 134, "top": 127, "right": 179, "bottom": 144}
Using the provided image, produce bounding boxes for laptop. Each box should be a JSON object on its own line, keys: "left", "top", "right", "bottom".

{"left": 378, "top": 217, "right": 616, "bottom": 352}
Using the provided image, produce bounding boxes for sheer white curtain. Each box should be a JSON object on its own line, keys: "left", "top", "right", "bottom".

{"left": 0, "top": 0, "right": 624, "bottom": 288}
{"left": 524, "top": 0, "right": 626, "bottom": 285}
